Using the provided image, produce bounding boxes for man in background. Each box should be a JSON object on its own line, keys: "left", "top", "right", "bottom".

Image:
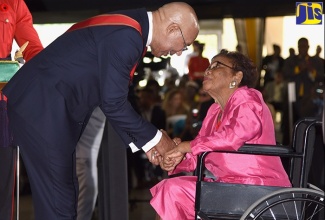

{"left": 282, "top": 37, "right": 324, "bottom": 145}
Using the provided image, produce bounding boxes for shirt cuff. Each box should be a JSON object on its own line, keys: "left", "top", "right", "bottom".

{"left": 129, "top": 130, "right": 162, "bottom": 153}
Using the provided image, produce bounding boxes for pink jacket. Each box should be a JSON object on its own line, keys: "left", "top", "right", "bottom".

{"left": 172, "top": 86, "right": 291, "bottom": 187}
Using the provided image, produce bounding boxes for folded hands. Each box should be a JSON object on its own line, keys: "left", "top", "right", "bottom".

{"left": 145, "top": 130, "right": 191, "bottom": 172}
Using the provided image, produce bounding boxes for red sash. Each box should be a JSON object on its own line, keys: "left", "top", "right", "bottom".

{"left": 67, "top": 14, "right": 147, "bottom": 82}
{"left": 0, "top": 92, "right": 7, "bottom": 101}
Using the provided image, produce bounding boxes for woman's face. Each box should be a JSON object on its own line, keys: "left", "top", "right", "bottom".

{"left": 202, "top": 56, "right": 235, "bottom": 94}
{"left": 170, "top": 93, "right": 183, "bottom": 107}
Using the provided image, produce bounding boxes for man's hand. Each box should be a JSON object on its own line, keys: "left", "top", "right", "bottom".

{"left": 145, "top": 147, "right": 161, "bottom": 166}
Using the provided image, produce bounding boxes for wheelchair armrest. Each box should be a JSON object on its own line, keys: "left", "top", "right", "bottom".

{"left": 196, "top": 144, "right": 295, "bottom": 181}
{"left": 238, "top": 144, "right": 294, "bottom": 155}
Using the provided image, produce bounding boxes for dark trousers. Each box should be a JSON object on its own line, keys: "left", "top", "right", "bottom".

{"left": 9, "top": 111, "right": 78, "bottom": 220}
{"left": 0, "top": 146, "right": 16, "bottom": 220}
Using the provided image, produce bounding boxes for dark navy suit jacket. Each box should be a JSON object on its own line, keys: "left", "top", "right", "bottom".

{"left": 3, "top": 8, "right": 158, "bottom": 150}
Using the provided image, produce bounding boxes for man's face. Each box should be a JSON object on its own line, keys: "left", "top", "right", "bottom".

{"left": 150, "top": 27, "right": 189, "bottom": 57}
{"left": 298, "top": 40, "right": 309, "bottom": 57}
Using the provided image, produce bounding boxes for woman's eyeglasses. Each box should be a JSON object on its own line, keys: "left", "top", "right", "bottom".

{"left": 206, "top": 60, "right": 235, "bottom": 72}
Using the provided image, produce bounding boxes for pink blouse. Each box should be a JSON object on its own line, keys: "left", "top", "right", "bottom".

{"left": 171, "top": 86, "right": 291, "bottom": 187}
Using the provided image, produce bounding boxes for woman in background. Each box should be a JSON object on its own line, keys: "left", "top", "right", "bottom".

{"left": 162, "top": 89, "right": 189, "bottom": 138}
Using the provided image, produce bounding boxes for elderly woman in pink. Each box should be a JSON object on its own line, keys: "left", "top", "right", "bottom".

{"left": 150, "top": 50, "right": 291, "bottom": 220}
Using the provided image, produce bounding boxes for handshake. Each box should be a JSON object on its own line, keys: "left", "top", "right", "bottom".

{"left": 145, "top": 130, "right": 191, "bottom": 172}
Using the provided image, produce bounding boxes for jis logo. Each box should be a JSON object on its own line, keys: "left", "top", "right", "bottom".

{"left": 296, "top": 2, "right": 323, "bottom": 24}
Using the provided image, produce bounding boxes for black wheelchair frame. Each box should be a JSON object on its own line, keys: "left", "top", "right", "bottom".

{"left": 194, "top": 118, "right": 324, "bottom": 220}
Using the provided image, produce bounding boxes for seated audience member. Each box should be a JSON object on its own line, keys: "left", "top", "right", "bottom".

{"left": 196, "top": 88, "right": 214, "bottom": 122}
{"left": 180, "top": 87, "right": 213, "bottom": 141}
{"left": 146, "top": 79, "right": 163, "bottom": 104}
{"left": 262, "top": 71, "right": 285, "bottom": 112}
{"left": 162, "top": 88, "right": 190, "bottom": 138}
{"left": 150, "top": 50, "right": 291, "bottom": 220}
{"left": 184, "top": 80, "right": 200, "bottom": 110}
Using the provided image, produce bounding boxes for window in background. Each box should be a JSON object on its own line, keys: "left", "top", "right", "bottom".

{"left": 11, "top": 23, "right": 73, "bottom": 57}
{"left": 264, "top": 15, "right": 324, "bottom": 59}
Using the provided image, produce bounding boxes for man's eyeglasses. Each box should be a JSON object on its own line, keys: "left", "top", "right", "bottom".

{"left": 206, "top": 60, "right": 235, "bottom": 72}
{"left": 179, "top": 28, "right": 188, "bottom": 52}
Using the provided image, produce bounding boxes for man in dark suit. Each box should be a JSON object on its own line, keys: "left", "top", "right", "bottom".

{"left": 2, "top": 2, "right": 199, "bottom": 219}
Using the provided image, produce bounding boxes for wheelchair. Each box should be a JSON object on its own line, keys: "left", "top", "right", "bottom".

{"left": 195, "top": 118, "right": 324, "bottom": 220}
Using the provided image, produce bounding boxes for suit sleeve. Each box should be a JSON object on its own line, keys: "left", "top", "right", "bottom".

{"left": 98, "top": 28, "right": 159, "bottom": 151}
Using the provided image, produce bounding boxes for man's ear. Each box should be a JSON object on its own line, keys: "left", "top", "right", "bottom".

{"left": 166, "top": 23, "right": 179, "bottom": 36}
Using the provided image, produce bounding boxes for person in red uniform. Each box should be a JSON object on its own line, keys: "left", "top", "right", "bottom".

{"left": 188, "top": 42, "right": 210, "bottom": 85}
{"left": 0, "top": 0, "right": 43, "bottom": 219}
{"left": 0, "top": 0, "right": 43, "bottom": 61}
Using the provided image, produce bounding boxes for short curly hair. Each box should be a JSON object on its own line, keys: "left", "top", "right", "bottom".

{"left": 212, "top": 49, "right": 258, "bottom": 88}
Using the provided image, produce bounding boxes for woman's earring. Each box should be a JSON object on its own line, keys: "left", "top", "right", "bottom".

{"left": 229, "top": 81, "right": 236, "bottom": 89}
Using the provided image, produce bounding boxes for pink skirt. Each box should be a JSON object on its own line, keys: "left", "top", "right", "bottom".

{"left": 150, "top": 176, "right": 199, "bottom": 220}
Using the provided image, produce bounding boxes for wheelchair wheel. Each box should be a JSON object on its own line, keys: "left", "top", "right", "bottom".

{"left": 240, "top": 188, "right": 324, "bottom": 220}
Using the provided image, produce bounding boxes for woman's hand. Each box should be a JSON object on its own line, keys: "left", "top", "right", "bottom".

{"left": 160, "top": 141, "right": 191, "bottom": 171}
{"left": 172, "top": 137, "right": 181, "bottom": 146}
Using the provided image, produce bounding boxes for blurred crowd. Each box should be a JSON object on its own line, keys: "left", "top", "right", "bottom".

{"left": 259, "top": 39, "right": 324, "bottom": 145}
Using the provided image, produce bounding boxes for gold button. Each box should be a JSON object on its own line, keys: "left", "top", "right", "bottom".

{"left": 5, "top": 18, "right": 9, "bottom": 23}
